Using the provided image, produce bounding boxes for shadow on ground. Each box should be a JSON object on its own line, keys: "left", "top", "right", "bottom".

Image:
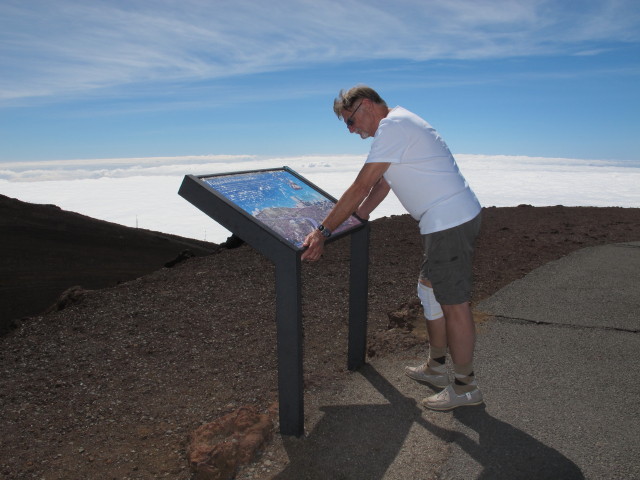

{"left": 273, "top": 364, "right": 583, "bottom": 480}
{"left": 449, "top": 405, "right": 584, "bottom": 479}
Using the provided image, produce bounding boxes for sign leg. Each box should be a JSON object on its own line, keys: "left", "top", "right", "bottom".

{"left": 348, "top": 224, "right": 370, "bottom": 370}
{"left": 275, "top": 253, "right": 304, "bottom": 436}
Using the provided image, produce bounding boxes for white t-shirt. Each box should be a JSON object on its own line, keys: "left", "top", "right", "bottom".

{"left": 365, "top": 106, "right": 481, "bottom": 234}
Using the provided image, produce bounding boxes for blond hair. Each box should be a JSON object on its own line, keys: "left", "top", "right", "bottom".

{"left": 333, "top": 85, "right": 387, "bottom": 119}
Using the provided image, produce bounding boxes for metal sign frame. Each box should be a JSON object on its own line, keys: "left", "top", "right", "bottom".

{"left": 178, "top": 167, "right": 369, "bottom": 436}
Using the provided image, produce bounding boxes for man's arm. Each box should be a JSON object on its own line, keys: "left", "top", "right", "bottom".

{"left": 355, "top": 176, "right": 391, "bottom": 220}
{"left": 302, "top": 162, "right": 390, "bottom": 261}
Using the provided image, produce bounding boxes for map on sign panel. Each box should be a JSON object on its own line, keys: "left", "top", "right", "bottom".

{"left": 203, "top": 169, "right": 363, "bottom": 248}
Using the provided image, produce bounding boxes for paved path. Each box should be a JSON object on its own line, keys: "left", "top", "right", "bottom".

{"left": 265, "top": 242, "right": 640, "bottom": 480}
{"left": 438, "top": 241, "right": 640, "bottom": 480}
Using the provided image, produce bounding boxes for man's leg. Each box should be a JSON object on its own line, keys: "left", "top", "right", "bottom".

{"left": 441, "top": 303, "right": 475, "bottom": 366}
{"left": 412, "top": 213, "right": 483, "bottom": 408}
{"left": 422, "top": 301, "right": 482, "bottom": 410}
{"left": 442, "top": 302, "right": 478, "bottom": 395}
{"left": 405, "top": 279, "right": 449, "bottom": 388}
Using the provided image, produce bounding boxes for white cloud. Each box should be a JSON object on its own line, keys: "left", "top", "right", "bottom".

{"left": 0, "top": 155, "right": 259, "bottom": 181}
{"left": 1, "top": 153, "right": 638, "bottom": 244}
{"left": 1, "top": 0, "right": 638, "bottom": 102}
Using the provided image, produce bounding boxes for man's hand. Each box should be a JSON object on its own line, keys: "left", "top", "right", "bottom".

{"left": 301, "top": 229, "right": 326, "bottom": 261}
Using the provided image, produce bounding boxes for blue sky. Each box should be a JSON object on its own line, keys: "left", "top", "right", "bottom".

{"left": 1, "top": 0, "right": 639, "bottom": 163}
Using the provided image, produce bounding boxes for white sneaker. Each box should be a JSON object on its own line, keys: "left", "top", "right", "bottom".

{"left": 404, "top": 363, "right": 449, "bottom": 388}
{"left": 422, "top": 384, "right": 484, "bottom": 411}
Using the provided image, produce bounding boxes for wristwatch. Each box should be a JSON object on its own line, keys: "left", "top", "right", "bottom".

{"left": 317, "top": 224, "right": 332, "bottom": 238}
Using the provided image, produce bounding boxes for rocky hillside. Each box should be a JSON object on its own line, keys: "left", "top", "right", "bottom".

{"left": 0, "top": 197, "right": 638, "bottom": 479}
{"left": 0, "top": 194, "right": 218, "bottom": 333}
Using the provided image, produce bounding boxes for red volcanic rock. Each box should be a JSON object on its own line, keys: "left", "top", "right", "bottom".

{"left": 187, "top": 405, "right": 274, "bottom": 480}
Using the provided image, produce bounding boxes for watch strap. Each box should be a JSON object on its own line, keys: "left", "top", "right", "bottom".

{"left": 317, "top": 224, "right": 332, "bottom": 237}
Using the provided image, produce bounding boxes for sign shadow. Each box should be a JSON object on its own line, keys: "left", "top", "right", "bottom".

{"left": 272, "top": 364, "right": 584, "bottom": 480}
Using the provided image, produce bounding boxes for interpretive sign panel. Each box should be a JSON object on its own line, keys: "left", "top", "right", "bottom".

{"left": 178, "top": 167, "right": 369, "bottom": 437}
{"left": 201, "top": 168, "right": 364, "bottom": 249}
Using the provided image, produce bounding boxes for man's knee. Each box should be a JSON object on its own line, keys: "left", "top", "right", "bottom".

{"left": 417, "top": 280, "right": 444, "bottom": 320}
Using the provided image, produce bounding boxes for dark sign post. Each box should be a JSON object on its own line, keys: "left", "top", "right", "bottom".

{"left": 178, "top": 167, "right": 369, "bottom": 436}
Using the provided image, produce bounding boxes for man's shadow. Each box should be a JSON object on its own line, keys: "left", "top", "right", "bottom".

{"left": 450, "top": 404, "right": 583, "bottom": 479}
{"left": 273, "top": 364, "right": 583, "bottom": 480}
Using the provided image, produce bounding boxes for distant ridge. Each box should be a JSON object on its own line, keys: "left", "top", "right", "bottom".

{"left": 0, "top": 194, "right": 218, "bottom": 333}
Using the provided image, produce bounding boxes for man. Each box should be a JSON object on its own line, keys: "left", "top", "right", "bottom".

{"left": 301, "top": 85, "right": 483, "bottom": 410}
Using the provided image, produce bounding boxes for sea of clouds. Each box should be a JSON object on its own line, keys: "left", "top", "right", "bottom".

{"left": 1, "top": 154, "right": 638, "bottom": 244}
